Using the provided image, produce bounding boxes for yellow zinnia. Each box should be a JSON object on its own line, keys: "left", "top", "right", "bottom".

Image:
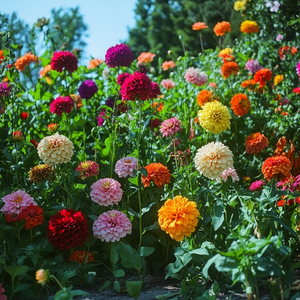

{"left": 219, "top": 47, "right": 233, "bottom": 57}
{"left": 234, "top": 0, "right": 246, "bottom": 11}
{"left": 274, "top": 75, "right": 284, "bottom": 85}
{"left": 158, "top": 196, "right": 200, "bottom": 242}
{"left": 240, "top": 20, "right": 259, "bottom": 34}
{"left": 198, "top": 101, "right": 231, "bottom": 134}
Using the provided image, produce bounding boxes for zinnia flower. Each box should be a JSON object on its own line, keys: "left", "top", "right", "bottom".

{"left": 47, "top": 123, "right": 58, "bottom": 133}
{"left": 142, "top": 163, "right": 171, "bottom": 188}
{"left": 184, "top": 67, "right": 208, "bottom": 86}
{"left": 39, "top": 64, "right": 52, "bottom": 78}
{"left": 221, "top": 167, "right": 239, "bottom": 182}
{"left": 198, "top": 101, "right": 231, "bottom": 134}
{"left": 87, "top": 58, "right": 103, "bottom": 69}
{"left": 254, "top": 68, "right": 272, "bottom": 87}
{"left": 37, "top": 132, "right": 74, "bottom": 165}
{"left": 1, "top": 190, "right": 37, "bottom": 215}
{"left": 158, "top": 195, "right": 200, "bottom": 242}
{"left": 240, "top": 21, "right": 259, "bottom": 33}
{"left": 19, "top": 203, "right": 44, "bottom": 230}
{"left": 115, "top": 157, "right": 137, "bottom": 178}
{"left": 245, "top": 132, "right": 269, "bottom": 154}
{"left": 293, "top": 87, "right": 300, "bottom": 94}
{"left": 78, "top": 80, "right": 98, "bottom": 99}
{"left": 137, "top": 52, "right": 156, "bottom": 64}
{"left": 105, "top": 43, "right": 134, "bottom": 68}
{"left": 47, "top": 209, "right": 89, "bottom": 250}
{"left": 219, "top": 48, "right": 233, "bottom": 56}
{"left": 213, "top": 21, "right": 231, "bottom": 36}
{"left": 76, "top": 161, "right": 99, "bottom": 180}
{"left": 20, "top": 112, "right": 29, "bottom": 120}
{"left": 192, "top": 22, "right": 208, "bottom": 30}
{"left": 234, "top": 0, "right": 246, "bottom": 10}
{"left": 36, "top": 269, "right": 49, "bottom": 285}
{"left": 197, "top": 89, "right": 214, "bottom": 106}
{"left": 30, "top": 139, "right": 38, "bottom": 148}
{"left": 245, "top": 59, "right": 263, "bottom": 74}
{"left": 0, "top": 82, "right": 12, "bottom": 97}
{"left": 12, "top": 131, "right": 23, "bottom": 142}
{"left": 296, "top": 61, "right": 300, "bottom": 77}
{"left": 50, "top": 96, "right": 74, "bottom": 116}
{"left": 117, "top": 73, "right": 131, "bottom": 86}
{"left": 231, "top": 93, "right": 250, "bottom": 117}
{"left": 69, "top": 251, "right": 94, "bottom": 264}
{"left": 161, "top": 61, "right": 176, "bottom": 71}
{"left": 93, "top": 210, "right": 132, "bottom": 242}
{"left": 249, "top": 180, "right": 265, "bottom": 192}
{"left": 274, "top": 75, "right": 284, "bottom": 85}
{"left": 70, "top": 94, "right": 83, "bottom": 109}
{"left": 276, "top": 34, "right": 284, "bottom": 41}
{"left": 15, "top": 52, "right": 39, "bottom": 72}
{"left": 221, "top": 62, "right": 239, "bottom": 79}
{"left": 51, "top": 51, "right": 78, "bottom": 73}
{"left": 28, "top": 164, "right": 55, "bottom": 183}
{"left": 90, "top": 178, "right": 123, "bottom": 206}
{"left": 194, "top": 141, "right": 233, "bottom": 180}
{"left": 161, "top": 79, "right": 175, "bottom": 90}
{"left": 262, "top": 156, "right": 292, "bottom": 181}
{"left": 0, "top": 283, "right": 7, "bottom": 300}
{"left": 160, "top": 117, "right": 182, "bottom": 137}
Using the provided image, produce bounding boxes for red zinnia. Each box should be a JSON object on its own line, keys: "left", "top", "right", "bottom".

{"left": 51, "top": 51, "right": 78, "bottom": 73}
{"left": 262, "top": 155, "right": 292, "bottom": 181}
{"left": 245, "top": 132, "right": 268, "bottom": 154}
{"left": 19, "top": 203, "right": 44, "bottom": 230}
{"left": 254, "top": 68, "right": 272, "bottom": 87}
{"left": 69, "top": 250, "right": 95, "bottom": 264}
{"left": 20, "top": 112, "right": 29, "bottom": 120}
{"left": 47, "top": 209, "right": 89, "bottom": 250}
{"left": 50, "top": 96, "right": 74, "bottom": 116}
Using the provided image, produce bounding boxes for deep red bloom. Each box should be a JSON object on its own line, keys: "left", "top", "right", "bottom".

{"left": 50, "top": 96, "right": 74, "bottom": 116}
{"left": 51, "top": 51, "right": 78, "bottom": 73}
{"left": 30, "top": 139, "right": 38, "bottom": 148}
{"left": 20, "top": 112, "right": 29, "bottom": 120}
{"left": 254, "top": 68, "right": 272, "bottom": 87}
{"left": 5, "top": 213, "right": 21, "bottom": 223}
{"left": 149, "top": 82, "right": 161, "bottom": 99}
{"left": 47, "top": 209, "right": 89, "bottom": 250}
{"left": 117, "top": 73, "right": 130, "bottom": 86}
{"left": 19, "top": 203, "right": 44, "bottom": 230}
{"left": 149, "top": 118, "right": 160, "bottom": 129}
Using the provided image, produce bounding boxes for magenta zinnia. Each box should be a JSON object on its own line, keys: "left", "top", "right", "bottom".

{"left": 76, "top": 161, "right": 99, "bottom": 180}
{"left": 50, "top": 96, "right": 74, "bottom": 116}
{"left": 160, "top": 117, "right": 182, "bottom": 137}
{"left": 51, "top": 51, "right": 78, "bottom": 73}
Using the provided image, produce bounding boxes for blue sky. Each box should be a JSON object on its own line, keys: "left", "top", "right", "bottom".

{"left": 1, "top": 0, "right": 137, "bottom": 63}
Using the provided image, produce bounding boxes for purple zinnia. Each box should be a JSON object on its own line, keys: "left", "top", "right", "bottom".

{"left": 105, "top": 43, "right": 134, "bottom": 68}
{"left": 105, "top": 98, "right": 115, "bottom": 108}
{"left": 249, "top": 180, "right": 265, "bottom": 192}
{"left": 0, "top": 82, "right": 12, "bottom": 97}
{"left": 78, "top": 80, "right": 98, "bottom": 99}
{"left": 245, "top": 59, "right": 263, "bottom": 74}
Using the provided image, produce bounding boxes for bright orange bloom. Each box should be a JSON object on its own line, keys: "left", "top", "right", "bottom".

{"left": 213, "top": 21, "right": 231, "bottom": 36}
{"left": 291, "top": 47, "right": 298, "bottom": 55}
{"left": 87, "top": 58, "right": 103, "bottom": 69}
{"left": 142, "top": 163, "right": 171, "bottom": 188}
{"left": 138, "top": 52, "right": 156, "bottom": 64}
{"left": 192, "top": 22, "right": 208, "bottom": 31}
{"left": 19, "top": 204, "right": 44, "bottom": 230}
{"left": 39, "top": 64, "right": 51, "bottom": 77}
{"left": 240, "top": 20, "right": 259, "bottom": 34}
{"left": 254, "top": 68, "right": 272, "bottom": 87}
{"left": 69, "top": 250, "right": 94, "bottom": 264}
{"left": 158, "top": 195, "right": 200, "bottom": 241}
{"left": 15, "top": 52, "right": 39, "bottom": 72}
{"left": 281, "top": 111, "right": 289, "bottom": 116}
{"left": 161, "top": 61, "right": 176, "bottom": 71}
{"left": 197, "top": 89, "right": 214, "bottom": 106}
{"left": 152, "top": 102, "right": 164, "bottom": 112}
{"left": 241, "top": 79, "right": 257, "bottom": 91}
{"left": 221, "top": 61, "right": 239, "bottom": 79}
{"left": 0, "top": 50, "right": 4, "bottom": 63}
{"left": 262, "top": 155, "right": 292, "bottom": 181}
{"left": 219, "top": 54, "right": 235, "bottom": 63}
{"left": 231, "top": 93, "right": 250, "bottom": 117}
{"left": 245, "top": 132, "right": 269, "bottom": 154}
{"left": 70, "top": 94, "right": 83, "bottom": 110}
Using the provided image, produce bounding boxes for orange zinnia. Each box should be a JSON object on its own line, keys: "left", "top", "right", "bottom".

{"left": 138, "top": 52, "right": 156, "bottom": 64}
{"left": 231, "top": 93, "right": 250, "bottom": 117}
{"left": 221, "top": 61, "right": 239, "bottom": 79}
{"left": 219, "top": 54, "right": 235, "bottom": 63}
{"left": 158, "top": 195, "right": 200, "bottom": 241}
{"left": 197, "top": 89, "right": 214, "bottom": 106}
{"left": 213, "top": 21, "right": 231, "bottom": 36}
{"left": 0, "top": 50, "right": 4, "bottom": 63}
{"left": 15, "top": 51, "right": 39, "bottom": 72}
{"left": 152, "top": 102, "right": 164, "bottom": 112}
{"left": 87, "top": 58, "right": 103, "bottom": 69}
{"left": 240, "top": 20, "right": 259, "bottom": 34}
{"left": 69, "top": 250, "right": 94, "bottom": 264}
{"left": 245, "top": 132, "right": 269, "bottom": 154}
{"left": 254, "top": 68, "right": 272, "bottom": 87}
{"left": 19, "top": 204, "right": 44, "bottom": 230}
{"left": 161, "top": 60, "right": 176, "bottom": 71}
{"left": 262, "top": 155, "right": 292, "bottom": 181}
{"left": 142, "top": 163, "right": 171, "bottom": 188}
{"left": 192, "top": 22, "right": 208, "bottom": 31}
{"left": 291, "top": 47, "right": 298, "bottom": 55}
{"left": 241, "top": 79, "right": 257, "bottom": 91}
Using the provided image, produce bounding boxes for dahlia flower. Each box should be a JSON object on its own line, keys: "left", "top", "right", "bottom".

{"left": 249, "top": 180, "right": 265, "bottom": 192}
{"left": 198, "top": 101, "right": 231, "bottom": 134}
{"left": 221, "top": 62, "right": 239, "bottom": 79}
{"left": 15, "top": 52, "right": 39, "bottom": 72}
{"left": 76, "top": 161, "right": 99, "bottom": 180}
{"left": 231, "top": 93, "right": 251, "bottom": 117}
{"left": 78, "top": 80, "right": 98, "bottom": 99}
{"left": 12, "top": 131, "right": 23, "bottom": 142}
{"left": 0, "top": 82, "right": 12, "bottom": 97}
{"left": 105, "top": 43, "right": 134, "bottom": 68}
{"left": 184, "top": 67, "right": 208, "bottom": 86}
{"left": 28, "top": 164, "right": 55, "bottom": 183}
{"left": 19, "top": 203, "right": 44, "bottom": 230}
{"left": 158, "top": 195, "right": 200, "bottom": 242}
{"left": 192, "top": 22, "right": 208, "bottom": 31}
{"left": 197, "top": 90, "right": 214, "bottom": 106}
{"left": 69, "top": 250, "right": 94, "bottom": 264}
{"left": 137, "top": 52, "right": 156, "bottom": 64}
{"left": 213, "top": 21, "right": 231, "bottom": 36}
{"left": 1, "top": 190, "right": 37, "bottom": 215}
{"left": 115, "top": 157, "right": 138, "bottom": 178}
{"left": 240, "top": 21, "right": 259, "bottom": 34}
{"left": 161, "top": 79, "right": 175, "bottom": 90}
{"left": 160, "top": 117, "right": 182, "bottom": 137}
{"left": 87, "top": 58, "right": 103, "bottom": 69}
{"left": 37, "top": 132, "right": 74, "bottom": 165}
{"left": 161, "top": 61, "right": 176, "bottom": 71}
{"left": 51, "top": 51, "right": 78, "bottom": 73}
{"left": 47, "top": 209, "right": 89, "bottom": 250}
{"left": 245, "top": 59, "right": 263, "bottom": 74}
{"left": 262, "top": 155, "right": 292, "bottom": 181}
{"left": 194, "top": 141, "right": 233, "bottom": 180}
{"left": 245, "top": 132, "right": 269, "bottom": 154}
{"left": 36, "top": 269, "right": 49, "bottom": 286}
{"left": 90, "top": 178, "right": 123, "bottom": 206}
{"left": 221, "top": 167, "right": 239, "bottom": 182}
{"left": 93, "top": 210, "right": 132, "bottom": 242}
{"left": 50, "top": 96, "right": 74, "bottom": 116}
{"left": 142, "top": 163, "right": 171, "bottom": 188}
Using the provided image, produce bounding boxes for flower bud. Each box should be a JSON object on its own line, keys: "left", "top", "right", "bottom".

{"left": 167, "top": 50, "right": 172, "bottom": 55}
{"left": 12, "top": 131, "right": 23, "bottom": 142}
{"left": 35, "top": 269, "right": 50, "bottom": 285}
{"left": 47, "top": 123, "right": 58, "bottom": 133}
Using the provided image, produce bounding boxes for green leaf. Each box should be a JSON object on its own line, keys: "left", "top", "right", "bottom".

{"left": 3, "top": 265, "right": 29, "bottom": 277}
{"left": 98, "top": 280, "right": 111, "bottom": 292}
{"left": 140, "top": 167, "right": 148, "bottom": 177}
{"left": 128, "top": 177, "right": 139, "bottom": 187}
{"left": 113, "top": 281, "right": 120, "bottom": 293}
{"left": 110, "top": 243, "right": 119, "bottom": 264}
{"left": 140, "top": 246, "right": 154, "bottom": 257}
{"left": 126, "top": 281, "right": 142, "bottom": 299}
{"left": 212, "top": 201, "right": 224, "bottom": 231}
{"left": 113, "top": 269, "right": 125, "bottom": 278}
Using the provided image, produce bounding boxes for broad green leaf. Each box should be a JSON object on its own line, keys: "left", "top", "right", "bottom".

{"left": 126, "top": 281, "right": 142, "bottom": 299}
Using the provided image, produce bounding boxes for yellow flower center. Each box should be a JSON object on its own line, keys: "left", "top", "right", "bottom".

{"left": 125, "top": 159, "right": 132, "bottom": 164}
{"left": 14, "top": 196, "right": 22, "bottom": 203}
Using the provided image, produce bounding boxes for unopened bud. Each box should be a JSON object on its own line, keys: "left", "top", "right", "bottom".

{"left": 12, "top": 131, "right": 23, "bottom": 142}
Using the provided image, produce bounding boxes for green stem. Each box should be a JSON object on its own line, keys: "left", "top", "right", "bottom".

{"left": 173, "top": 138, "right": 179, "bottom": 171}
{"left": 16, "top": 222, "right": 22, "bottom": 247}
{"left": 9, "top": 276, "right": 15, "bottom": 300}
{"left": 50, "top": 275, "right": 65, "bottom": 290}
{"left": 199, "top": 32, "right": 204, "bottom": 55}
{"left": 110, "top": 122, "right": 117, "bottom": 178}
{"left": 14, "top": 143, "right": 19, "bottom": 186}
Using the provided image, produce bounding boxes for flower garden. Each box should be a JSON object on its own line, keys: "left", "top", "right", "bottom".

{"left": 0, "top": 1, "right": 300, "bottom": 299}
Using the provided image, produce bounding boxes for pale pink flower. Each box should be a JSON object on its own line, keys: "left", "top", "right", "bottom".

{"left": 1, "top": 190, "right": 37, "bottom": 215}
{"left": 276, "top": 34, "right": 284, "bottom": 41}
{"left": 220, "top": 167, "right": 239, "bottom": 182}
{"left": 160, "top": 117, "right": 182, "bottom": 137}
{"left": 90, "top": 178, "right": 123, "bottom": 206}
{"left": 161, "top": 79, "right": 175, "bottom": 90}
{"left": 249, "top": 180, "right": 265, "bottom": 192}
{"left": 0, "top": 283, "right": 7, "bottom": 300}
{"left": 93, "top": 210, "right": 132, "bottom": 242}
{"left": 76, "top": 161, "right": 99, "bottom": 180}
{"left": 115, "top": 157, "right": 137, "bottom": 178}
{"left": 184, "top": 67, "right": 208, "bottom": 86}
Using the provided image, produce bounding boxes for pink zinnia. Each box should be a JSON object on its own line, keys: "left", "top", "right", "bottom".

{"left": 0, "top": 283, "right": 7, "bottom": 300}
{"left": 76, "top": 161, "right": 99, "bottom": 180}
{"left": 221, "top": 167, "right": 239, "bottom": 182}
{"left": 297, "top": 61, "right": 300, "bottom": 77}
{"left": 50, "top": 96, "right": 74, "bottom": 116}
{"left": 184, "top": 67, "right": 208, "bottom": 86}
{"left": 161, "top": 79, "right": 175, "bottom": 90}
{"left": 93, "top": 210, "right": 132, "bottom": 242}
{"left": 115, "top": 157, "right": 138, "bottom": 178}
{"left": 90, "top": 178, "right": 123, "bottom": 206}
{"left": 1, "top": 190, "right": 37, "bottom": 215}
{"left": 249, "top": 180, "right": 265, "bottom": 192}
{"left": 160, "top": 117, "right": 182, "bottom": 137}
{"left": 51, "top": 51, "right": 78, "bottom": 73}
{"left": 293, "top": 87, "right": 300, "bottom": 94}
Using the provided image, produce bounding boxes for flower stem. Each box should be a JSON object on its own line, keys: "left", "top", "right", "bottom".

{"left": 173, "top": 138, "right": 179, "bottom": 171}
{"left": 219, "top": 37, "right": 222, "bottom": 50}
{"left": 50, "top": 275, "right": 65, "bottom": 290}
{"left": 199, "top": 32, "right": 204, "bottom": 55}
